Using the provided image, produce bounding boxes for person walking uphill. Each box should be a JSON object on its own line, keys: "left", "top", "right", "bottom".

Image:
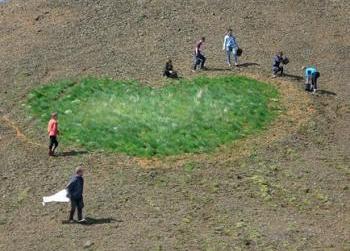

{"left": 66, "top": 166, "right": 86, "bottom": 223}
{"left": 193, "top": 37, "right": 206, "bottom": 71}
{"left": 48, "top": 112, "right": 59, "bottom": 156}
{"left": 223, "top": 29, "right": 239, "bottom": 67}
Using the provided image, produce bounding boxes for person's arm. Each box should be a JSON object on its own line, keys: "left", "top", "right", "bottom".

{"left": 55, "top": 122, "right": 59, "bottom": 135}
{"left": 223, "top": 36, "right": 227, "bottom": 50}
{"left": 47, "top": 121, "right": 51, "bottom": 134}
{"left": 66, "top": 177, "right": 76, "bottom": 195}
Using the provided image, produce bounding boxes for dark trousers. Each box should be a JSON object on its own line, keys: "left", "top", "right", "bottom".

{"left": 305, "top": 74, "right": 319, "bottom": 91}
{"left": 193, "top": 53, "right": 206, "bottom": 70}
{"left": 164, "top": 70, "right": 178, "bottom": 79}
{"left": 273, "top": 66, "right": 283, "bottom": 75}
{"left": 69, "top": 198, "right": 84, "bottom": 221}
{"left": 311, "top": 74, "right": 319, "bottom": 90}
{"left": 49, "top": 136, "right": 58, "bottom": 151}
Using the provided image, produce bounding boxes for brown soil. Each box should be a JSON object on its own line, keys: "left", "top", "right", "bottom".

{"left": 0, "top": 0, "right": 349, "bottom": 250}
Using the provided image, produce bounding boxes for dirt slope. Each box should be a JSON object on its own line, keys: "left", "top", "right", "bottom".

{"left": 0, "top": 0, "right": 349, "bottom": 250}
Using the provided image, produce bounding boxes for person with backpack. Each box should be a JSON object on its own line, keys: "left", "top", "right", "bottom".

{"left": 66, "top": 166, "right": 86, "bottom": 223}
{"left": 303, "top": 66, "right": 320, "bottom": 93}
{"left": 223, "top": 29, "right": 239, "bottom": 67}
{"left": 47, "top": 112, "right": 59, "bottom": 156}
{"left": 272, "top": 51, "right": 289, "bottom": 77}
{"left": 192, "top": 37, "right": 206, "bottom": 71}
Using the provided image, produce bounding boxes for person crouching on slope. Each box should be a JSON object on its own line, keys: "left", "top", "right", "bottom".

{"left": 193, "top": 37, "right": 207, "bottom": 71}
{"left": 48, "top": 112, "right": 59, "bottom": 156}
{"left": 163, "top": 59, "right": 178, "bottom": 79}
{"left": 272, "top": 51, "right": 289, "bottom": 77}
{"left": 66, "top": 166, "right": 86, "bottom": 223}
{"left": 223, "top": 28, "right": 239, "bottom": 67}
{"left": 303, "top": 66, "right": 320, "bottom": 93}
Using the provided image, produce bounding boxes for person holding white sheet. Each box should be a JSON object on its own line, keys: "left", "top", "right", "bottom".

{"left": 66, "top": 166, "right": 86, "bottom": 223}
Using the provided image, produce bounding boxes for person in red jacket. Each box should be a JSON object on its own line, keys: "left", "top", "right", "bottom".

{"left": 47, "top": 112, "right": 59, "bottom": 156}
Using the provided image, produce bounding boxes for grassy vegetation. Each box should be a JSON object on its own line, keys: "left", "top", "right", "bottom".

{"left": 27, "top": 76, "right": 280, "bottom": 157}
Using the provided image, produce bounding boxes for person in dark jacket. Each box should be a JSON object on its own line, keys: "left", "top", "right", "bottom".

{"left": 272, "top": 51, "right": 288, "bottom": 77}
{"left": 66, "top": 166, "right": 85, "bottom": 222}
{"left": 163, "top": 59, "right": 178, "bottom": 78}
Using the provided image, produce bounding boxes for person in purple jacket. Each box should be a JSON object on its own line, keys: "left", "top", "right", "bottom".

{"left": 272, "top": 51, "right": 288, "bottom": 77}
{"left": 193, "top": 37, "right": 206, "bottom": 71}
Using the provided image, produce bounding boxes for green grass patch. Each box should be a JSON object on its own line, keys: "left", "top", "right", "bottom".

{"left": 27, "top": 76, "right": 280, "bottom": 157}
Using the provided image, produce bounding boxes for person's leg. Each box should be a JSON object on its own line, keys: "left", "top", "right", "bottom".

{"left": 304, "top": 77, "right": 309, "bottom": 91}
{"left": 272, "top": 67, "right": 278, "bottom": 77}
{"left": 233, "top": 48, "right": 238, "bottom": 66}
{"left": 312, "top": 74, "right": 318, "bottom": 92}
{"left": 280, "top": 66, "right": 284, "bottom": 76}
{"left": 52, "top": 137, "right": 58, "bottom": 153}
{"left": 77, "top": 207, "right": 83, "bottom": 221}
{"left": 305, "top": 76, "right": 312, "bottom": 91}
{"left": 193, "top": 55, "right": 199, "bottom": 70}
{"left": 171, "top": 71, "right": 178, "bottom": 79}
{"left": 69, "top": 200, "right": 76, "bottom": 221}
{"left": 49, "top": 136, "right": 54, "bottom": 155}
{"left": 314, "top": 77, "right": 318, "bottom": 90}
{"left": 77, "top": 198, "right": 84, "bottom": 221}
{"left": 226, "top": 48, "right": 231, "bottom": 66}
{"left": 199, "top": 54, "right": 206, "bottom": 69}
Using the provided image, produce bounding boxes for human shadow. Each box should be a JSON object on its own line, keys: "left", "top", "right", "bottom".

{"left": 204, "top": 67, "right": 231, "bottom": 72}
{"left": 284, "top": 73, "right": 304, "bottom": 81}
{"left": 62, "top": 217, "right": 119, "bottom": 225}
{"left": 58, "top": 150, "right": 89, "bottom": 157}
{"left": 317, "top": 90, "right": 337, "bottom": 96}
{"left": 237, "top": 62, "right": 260, "bottom": 68}
{"left": 82, "top": 217, "right": 118, "bottom": 225}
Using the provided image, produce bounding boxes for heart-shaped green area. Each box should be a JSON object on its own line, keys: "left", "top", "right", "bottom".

{"left": 27, "top": 76, "right": 280, "bottom": 157}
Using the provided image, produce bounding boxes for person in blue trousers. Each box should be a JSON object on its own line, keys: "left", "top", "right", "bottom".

{"left": 223, "top": 29, "right": 239, "bottom": 67}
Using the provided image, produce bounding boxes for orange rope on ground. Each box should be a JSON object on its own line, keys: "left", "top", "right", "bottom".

{"left": 0, "top": 115, "right": 45, "bottom": 148}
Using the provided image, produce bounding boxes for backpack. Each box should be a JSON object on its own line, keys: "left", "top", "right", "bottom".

{"left": 236, "top": 48, "right": 243, "bottom": 57}
{"left": 282, "top": 57, "right": 289, "bottom": 65}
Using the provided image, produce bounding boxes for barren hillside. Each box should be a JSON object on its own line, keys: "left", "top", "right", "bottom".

{"left": 0, "top": 0, "right": 349, "bottom": 250}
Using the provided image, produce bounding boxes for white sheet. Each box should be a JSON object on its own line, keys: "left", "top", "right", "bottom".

{"left": 42, "top": 189, "right": 70, "bottom": 206}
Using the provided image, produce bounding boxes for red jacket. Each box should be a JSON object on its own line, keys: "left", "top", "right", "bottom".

{"left": 48, "top": 119, "right": 58, "bottom": 136}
